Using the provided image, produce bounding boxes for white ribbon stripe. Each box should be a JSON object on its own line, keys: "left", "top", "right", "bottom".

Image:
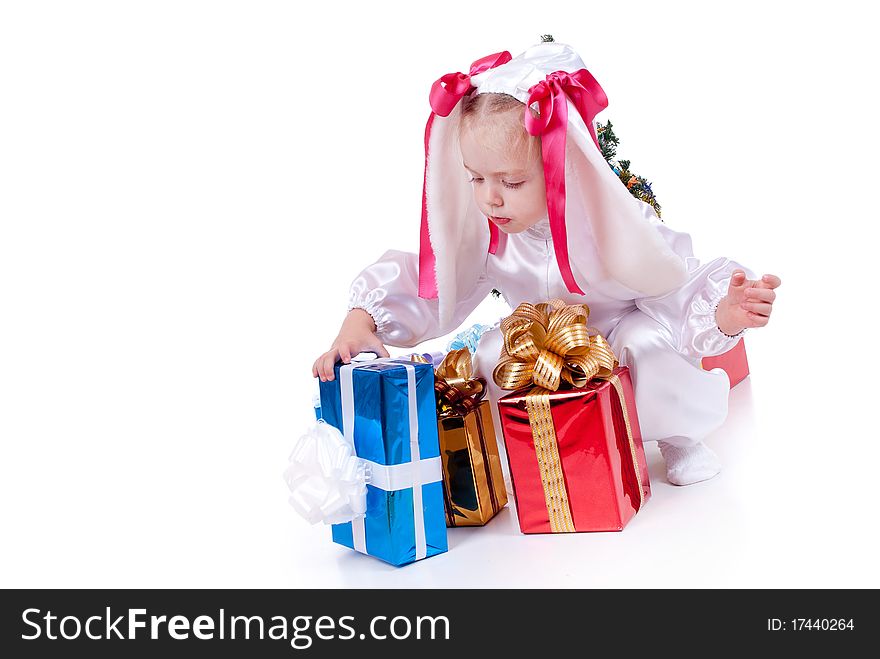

{"left": 340, "top": 359, "right": 439, "bottom": 560}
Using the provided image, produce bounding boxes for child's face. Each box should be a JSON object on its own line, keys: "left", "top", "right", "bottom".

{"left": 459, "top": 121, "right": 547, "bottom": 234}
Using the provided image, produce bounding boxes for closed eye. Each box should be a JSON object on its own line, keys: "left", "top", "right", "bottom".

{"left": 467, "top": 176, "right": 524, "bottom": 190}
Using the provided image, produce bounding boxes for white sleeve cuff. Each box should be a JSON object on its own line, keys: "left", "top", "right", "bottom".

{"left": 687, "top": 281, "right": 746, "bottom": 358}
{"left": 347, "top": 285, "right": 391, "bottom": 337}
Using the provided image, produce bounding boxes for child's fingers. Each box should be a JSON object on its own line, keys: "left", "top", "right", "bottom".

{"left": 727, "top": 270, "right": 746, "bottom": 293}
{"left": 315, "top": 355, "right": 326, "bottom": 381}
{"left": 320, "top": 350, "right": 339, "bottom": 382}
{"left": 740, "top": 301, "right": 772, "bottom": 315}
{"left": 756, "top": 274, "right": 782, "bottom": 289}
{"left": 323, "top": 354, "right": 336, "bottom": 381}
{"left": 316, "top": 342, "right": 389, "bottom": 379}
{"left": 746, "top": 311, "right": 770, "bottom": 327}
{"left": 728, "top": 270, "right": 747, "bottom": 289}
{"left": 744, "top": 288, "right": 776, "bottom": 303}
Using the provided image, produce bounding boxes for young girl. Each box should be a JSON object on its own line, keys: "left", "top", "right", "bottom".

{"left": 312, "top": 41, "right": 781, "bottom": 486}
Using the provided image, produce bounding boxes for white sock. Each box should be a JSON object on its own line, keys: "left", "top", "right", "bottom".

{"left": 657, "top": 440, "right": 721, "bottom": 486}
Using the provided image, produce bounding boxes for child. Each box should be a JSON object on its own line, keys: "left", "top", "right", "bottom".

{"left": 312, "top": 41, "right": 781, "bottom": 486}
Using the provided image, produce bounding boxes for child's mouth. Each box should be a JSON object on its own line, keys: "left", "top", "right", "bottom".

{"left": 490, "top": 216, "right": 512, "bottom": 226}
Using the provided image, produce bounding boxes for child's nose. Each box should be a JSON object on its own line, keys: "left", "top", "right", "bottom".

{"left": 481, "top": 184, "right": 503, "bottom": 209}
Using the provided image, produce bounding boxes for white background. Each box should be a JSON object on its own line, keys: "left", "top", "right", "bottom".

{"left": 2, "top": 0, "right": 878, "bottom": 588}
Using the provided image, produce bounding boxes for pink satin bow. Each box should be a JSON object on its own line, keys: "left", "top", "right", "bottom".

{"left": 525, "top": 69, "right": 608, "bottom": 296}
{"left": 418, "top": 51, "right": 512, "bottom": 299}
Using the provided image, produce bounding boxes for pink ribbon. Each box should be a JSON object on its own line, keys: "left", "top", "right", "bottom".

{"left": 418, "top": 51, "right": 512, "bottom": 299}
{"left": 525, "top": 69, "right": 608, "bottom": 296}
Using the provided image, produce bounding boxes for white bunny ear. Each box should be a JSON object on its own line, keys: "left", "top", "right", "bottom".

{"left": 565, "top": 123, "right": 688, "bottom": 296}
{"left": 283, "top": 421, "right": 367, "bottom": 526}
{"left": 425, "top": 102, "right": 490, "bottom": 330}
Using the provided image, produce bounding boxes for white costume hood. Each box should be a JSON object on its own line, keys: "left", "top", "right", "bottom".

{"left": 417, "top": 42, "right": 688, "bottom": 329}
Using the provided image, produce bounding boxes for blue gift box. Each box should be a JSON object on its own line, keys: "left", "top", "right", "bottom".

{"left": 318, "top": 358, "right": 448, "bottom": 566}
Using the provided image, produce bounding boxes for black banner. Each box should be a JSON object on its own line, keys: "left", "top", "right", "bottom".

{"left": 0, "top": 589, "right": 872, "bottom": 657}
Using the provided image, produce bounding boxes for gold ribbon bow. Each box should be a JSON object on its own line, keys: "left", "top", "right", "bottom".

{"left": 492, "top": 299, "right": 644, "bottom": 532}
{"left": 493, "top": 299, "right": 617, "bottom": 392}
{"left": 412, "top": 350, "right": 486, "bottom": 416}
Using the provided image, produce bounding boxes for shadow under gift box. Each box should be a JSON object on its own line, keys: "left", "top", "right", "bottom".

{"left": 438, "top": 399, "right": 508, "bottom": 527}
{"left": 701, "top": 338, "right": 749, "bottom": 388}
{"left": 496, "top": 366, "right": 651, "bottom": 534}
{"left": 318, "top": 359, "right": 448, "bottom": 566}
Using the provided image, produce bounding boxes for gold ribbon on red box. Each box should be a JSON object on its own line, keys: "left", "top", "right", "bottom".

{"left": 493, "top": 299, "right": 644, "bottom": 532}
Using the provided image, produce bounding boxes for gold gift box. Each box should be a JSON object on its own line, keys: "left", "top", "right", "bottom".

{"left": 438, "top": 400, "right": 508, "bottom": 527}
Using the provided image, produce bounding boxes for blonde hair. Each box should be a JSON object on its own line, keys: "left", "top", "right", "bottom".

{"left": 458, "top": 92, "right": 541, "bottom": 164}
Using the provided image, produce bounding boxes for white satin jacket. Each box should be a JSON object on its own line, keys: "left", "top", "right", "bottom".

{"left": 349, "top": 202, "right": 753, "bottom": 362}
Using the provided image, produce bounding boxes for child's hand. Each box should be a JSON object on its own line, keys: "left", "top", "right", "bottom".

{"left": 715, "top": 270, "right": 782, "bottom": 335}
{"left": 312, "top": 308, "right": 390, "bottom": 382}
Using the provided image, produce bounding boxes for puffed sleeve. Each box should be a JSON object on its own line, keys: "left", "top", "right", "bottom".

{"left": 348, "top": 249, "right": 496, "bottom": 349}
{"left": 633, "top": 203, "right": 757, "bottom": 360}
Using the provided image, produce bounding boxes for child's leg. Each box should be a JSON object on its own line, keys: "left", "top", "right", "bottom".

{"left": 607, "top": 309, "right": 731, "bottom": 443}
{"left": 607, "top": 309, "right": 731, "bottom": 485}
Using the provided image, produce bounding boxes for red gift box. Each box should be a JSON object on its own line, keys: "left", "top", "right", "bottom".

{"left": 496, "top": 366, "right": 651, "bottom": 534}
{"left": 701, "top": 338, "right": 749, "bottom": 388}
